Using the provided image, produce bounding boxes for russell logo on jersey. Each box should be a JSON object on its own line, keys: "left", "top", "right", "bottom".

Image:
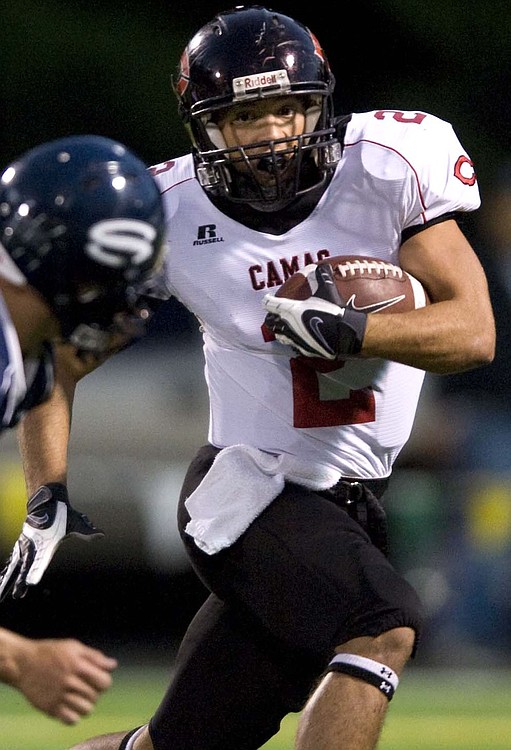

{"left": 193, "top": 224, "right": 225, "bottom": 246}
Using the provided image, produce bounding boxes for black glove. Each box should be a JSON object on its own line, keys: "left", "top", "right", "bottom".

{"left": 0, "top": 484, "right": 104, "bottom": 601}
{"left": 263, "top": 264, "right": 367, "bottom": 359}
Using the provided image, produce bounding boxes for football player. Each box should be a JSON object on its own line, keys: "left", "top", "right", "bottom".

{"left": 6, "top": 6, "right": 495, "bottom": 750}
{"left": 0, "top": 134, "right": 168, "bottom": 722}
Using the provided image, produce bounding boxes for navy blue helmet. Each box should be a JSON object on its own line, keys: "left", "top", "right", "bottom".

{"left": 0, "top": 135, "right": 169, "bottom": 353}
{"left": 173, "top": 5, "right": 340, "bottom": 208}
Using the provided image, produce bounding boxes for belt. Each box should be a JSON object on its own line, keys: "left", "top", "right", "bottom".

{"left": 318, "top": 477, "right": 390, "bottom": 556}
{"left": 322, "top": 476, "right": 390, "bottom": 504}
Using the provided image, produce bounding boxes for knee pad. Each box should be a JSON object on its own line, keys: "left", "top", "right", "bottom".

{"left": 119, "top": 725, "right": 147, "bottom": 750}
{"left": 327, "top": 654, "right": 399, "bottom": 700}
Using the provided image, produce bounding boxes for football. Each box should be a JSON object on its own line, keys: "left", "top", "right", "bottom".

{"left": 275, "top": 255, "right": 429, "bottom": 313}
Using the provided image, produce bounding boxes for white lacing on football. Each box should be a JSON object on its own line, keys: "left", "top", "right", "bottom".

{"left": 334, "top": 259, "right": 404, "bottom": 279}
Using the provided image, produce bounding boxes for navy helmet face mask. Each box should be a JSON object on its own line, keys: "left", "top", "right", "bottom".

{"left": 173, "top": 5, "right": 341, "bottom": 209}
{"left": 0, "top": 135, "right": 169, "bottom": 354}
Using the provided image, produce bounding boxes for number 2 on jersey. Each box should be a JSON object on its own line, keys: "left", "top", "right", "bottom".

{"left": 291, "top": 358, "right": 376, "bottom": 428}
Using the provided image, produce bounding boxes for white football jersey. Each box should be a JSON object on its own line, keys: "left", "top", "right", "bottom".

{"left": 0, "top": 292, "right": 27, "bottom": 429}
{"left": 152, "top": 109, "right": 480, "bottom": 480}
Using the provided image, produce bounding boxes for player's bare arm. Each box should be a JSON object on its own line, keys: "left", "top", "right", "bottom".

{"left": 0, "top": 345, "right": 110, "bottom": 602}
{"left": 362, "top": 218, "right": 496, "bottom": 373}
{"left": 17, "top": 341, "right": 115, "bottom": 492}
{"left": 17, "top": 347, "right": 76, "bottom": 492}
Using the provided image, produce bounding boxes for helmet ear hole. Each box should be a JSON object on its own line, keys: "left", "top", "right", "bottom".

{"left": 305, "top": 105, "right": 322, "bottom": 134}
{"left": 205, "top": 121, "right": 227, "bottom": 150}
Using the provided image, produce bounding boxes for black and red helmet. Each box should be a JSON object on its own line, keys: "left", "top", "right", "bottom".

{"left": 173, "top": 5, "right": 341, "bottom": 208}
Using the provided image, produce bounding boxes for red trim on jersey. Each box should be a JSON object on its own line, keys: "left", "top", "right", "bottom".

{"left": 343, "top": 138, "right": 429, "bottom": 224}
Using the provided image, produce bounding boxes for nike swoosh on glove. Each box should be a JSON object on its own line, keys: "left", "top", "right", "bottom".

{"left": 263, "top": 264, "right": 368, "bottom": 359}
{"left": 0, "top": 483, "right": 104, "bottom": 601}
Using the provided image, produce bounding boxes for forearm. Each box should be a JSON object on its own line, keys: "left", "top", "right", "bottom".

{"left": 361, "top": 300, "right": 495, "bottom": 374}
{"left": 17, "top": 353, "right": 77, "bottom": 494}
{"left": 16, "top": 344, "right": 114, "bottom": 493}
{"left": 375, "top": 219, "right": 497, "bottom": 374}
{"left": 0, "top": 347, "right": 108, "bottom": 602}
{"left": 0, "top": 628, "right": 27, "bottom": 686}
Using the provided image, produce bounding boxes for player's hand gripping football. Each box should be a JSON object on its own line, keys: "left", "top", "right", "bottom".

{"left": 0, "top": 484, "right": 103, "bottom": 602}
{"left": 263, "top": 263, "right": 368, "bottom": 359}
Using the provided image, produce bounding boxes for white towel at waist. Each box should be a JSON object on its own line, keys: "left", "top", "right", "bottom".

{"left": 185, "top": 444, "right": 340, "bottom": 555}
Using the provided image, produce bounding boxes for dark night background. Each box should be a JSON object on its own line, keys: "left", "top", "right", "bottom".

{"left": 2, "top": 0, "right": 510, "bottom": 182}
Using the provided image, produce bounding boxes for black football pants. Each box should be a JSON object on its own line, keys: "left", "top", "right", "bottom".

{"left": 149, "top": 444, "right": 423, "bottom": 750}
